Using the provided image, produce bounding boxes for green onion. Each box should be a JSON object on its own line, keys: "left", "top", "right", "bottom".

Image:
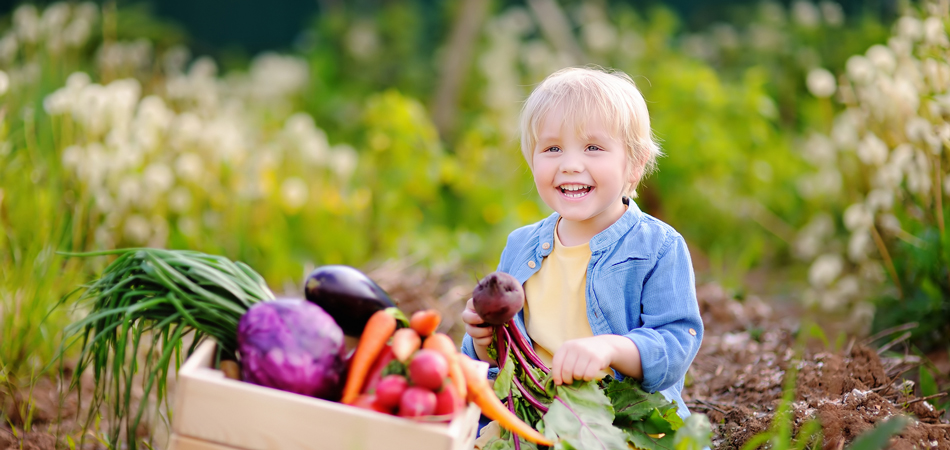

{"left": 56, "top": 248, "right": 274, "bottom": 449}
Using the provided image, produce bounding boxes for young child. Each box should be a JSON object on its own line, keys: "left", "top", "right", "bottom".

{"left": 461, "top": 66, "right": 704, "bottom": 421}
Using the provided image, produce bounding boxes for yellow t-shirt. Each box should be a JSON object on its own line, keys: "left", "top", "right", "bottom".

{"left": 523, "top": 225, "right": 598, "bottom": 370}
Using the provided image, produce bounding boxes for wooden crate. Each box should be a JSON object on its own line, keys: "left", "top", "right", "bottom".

{"left": 168, "top": 340, "right": 483, "bottom": 450}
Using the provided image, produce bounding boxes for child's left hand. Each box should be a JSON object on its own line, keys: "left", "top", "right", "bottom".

{"left": 551, "top": 336, "right": 614, "bottom": 385}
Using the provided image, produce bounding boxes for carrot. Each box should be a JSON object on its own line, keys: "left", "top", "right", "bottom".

{"left": 341, "top": 310, "right": 398, "bottom": 404}
{"left": 391, "top": 328, "right": 422, "bottom": 362}
{"left": 422, "top": 332, "right": 467, "bottom": 400}
{"left": 409, "top": 309, "right": 441, "bottom": 337}
{"left": 458, "top": 354, "right": 554, "bottom": 446}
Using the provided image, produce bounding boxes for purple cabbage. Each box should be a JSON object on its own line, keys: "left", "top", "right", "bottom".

{"left": 237, "top": 298, "right": 346, "bottom": 400}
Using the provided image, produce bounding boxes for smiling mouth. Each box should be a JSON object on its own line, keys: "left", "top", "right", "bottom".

{"left": 558, "top": 184, "right": 592, "bottom": 198}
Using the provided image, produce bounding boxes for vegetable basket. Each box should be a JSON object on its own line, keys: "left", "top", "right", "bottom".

{"left": 167, "top": 340, "right": 484, "bottom": 450}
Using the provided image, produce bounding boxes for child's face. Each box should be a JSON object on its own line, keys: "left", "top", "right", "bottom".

{"left": 531, "top": 106, "right": 630, "bottom": 230}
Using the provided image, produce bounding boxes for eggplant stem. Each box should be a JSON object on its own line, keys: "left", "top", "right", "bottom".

{"left": 501, "top": 326, "right": 547, "bottom": 393}
{"left": 513, "top": 376, "right": 549, "bottom": 413}
{"left": 505, "top": 320, "right": 550, "bottom": 374}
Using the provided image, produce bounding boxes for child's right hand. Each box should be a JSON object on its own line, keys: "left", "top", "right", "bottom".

{"left": 462, "top": 298, "right": 494, "bottom": 348}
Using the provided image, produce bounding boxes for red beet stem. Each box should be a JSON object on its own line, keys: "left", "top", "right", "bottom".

{"left": 512, "top": 376, "right": 549, "bottom": 413}
{"left": 501, "top": 325, "right": 547, "bottom": 393}
{"left": 505, "top": 321, "right": 550, "bottom": 374}
{"left": 507, "top": 391, "right": 522, "bottom": 450}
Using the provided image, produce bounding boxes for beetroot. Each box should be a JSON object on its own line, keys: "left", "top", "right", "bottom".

{"left": 398, "top": 387, "right": 437, "bottom": 417}
{"left": 408, "top": 349, "right": 448, "bottom": 391}
{"left": 472, "top": 271, "right": 524, "bottom": 325}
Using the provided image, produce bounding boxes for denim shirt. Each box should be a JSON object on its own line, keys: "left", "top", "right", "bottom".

{"left": 461, "top": 200, "right": 704, "bottom": 418}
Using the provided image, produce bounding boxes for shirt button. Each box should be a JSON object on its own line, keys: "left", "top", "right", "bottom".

{"left": 542, "top": 242, "right": 551, "bottom": 250}
{"left": 527, "top": 261, "right": 536, "bottom": 269}
{"left": 688, "top": 328, "right": 697, "bottom": 336}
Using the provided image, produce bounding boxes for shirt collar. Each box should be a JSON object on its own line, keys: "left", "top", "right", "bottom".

{"left": 537, "top": 199, "right": 643, "bottom": 256}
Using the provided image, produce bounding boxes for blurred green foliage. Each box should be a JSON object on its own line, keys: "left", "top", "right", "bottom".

{"left": 5, "top": 0, "right": 943, "bottom": 385}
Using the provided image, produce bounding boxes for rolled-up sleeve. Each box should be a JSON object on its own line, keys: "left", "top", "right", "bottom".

{"left": 624, "top": 234, "right": 703, "bottom": 392}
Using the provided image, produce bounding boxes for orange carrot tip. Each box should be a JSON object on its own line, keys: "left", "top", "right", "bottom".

{"left": 409, "top": 309, "right": 442, "bottom": 337}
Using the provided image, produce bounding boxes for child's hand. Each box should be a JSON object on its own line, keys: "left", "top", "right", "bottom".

{"left": 462, "top": 298, "right": 494, "bottom": 348}
{"left": 551, "top": 336, "right": 615, "bottom": 385}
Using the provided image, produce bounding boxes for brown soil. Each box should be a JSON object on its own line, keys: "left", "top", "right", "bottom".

{"left": 1, "top": 265, "right": 948, "bottom": 449}
{"left": 687, "top": 283, "right": 950, "bottom": 450}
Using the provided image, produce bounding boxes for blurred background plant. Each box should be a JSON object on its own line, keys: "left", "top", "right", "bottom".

{"left": 2, "top": 0, "right": 948, "bottom": 446}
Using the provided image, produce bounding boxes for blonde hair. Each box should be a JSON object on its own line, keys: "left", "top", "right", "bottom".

{"left": 519, "top": 66, "right": 661, "bottom": 197}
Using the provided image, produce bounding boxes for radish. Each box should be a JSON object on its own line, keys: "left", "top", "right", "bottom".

{"left": 472, "top": 271, "right": 524, "bottom": 325}
{"left": 398, "top": 387, "right": 437, "bottom": 417}
{"left": 433, "top": 382, "right": 462, "bottom": 415}
{"left": 375, "top": 374, "right": 409, "bottom": 409}
{"left": 407, "top": 349, "right": 448, "bottom": 391}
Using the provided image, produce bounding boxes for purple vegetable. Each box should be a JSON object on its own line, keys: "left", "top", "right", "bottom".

{"left": 472, "top": 271, "right": 524, "bottom": 326}
{"left": 304, "top": 265, "right": 395, "bottom": 337}
{"left": 237, "top": 297, "right": 346, "bottom": 400}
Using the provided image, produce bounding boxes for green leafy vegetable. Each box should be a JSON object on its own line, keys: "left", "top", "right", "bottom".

{"left": 540, "top": 382, "right": 629, "bottom": 450}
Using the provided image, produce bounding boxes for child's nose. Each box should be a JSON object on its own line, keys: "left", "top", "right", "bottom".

{"left": 560, "top": 153, "right": 584, "bottom": 173}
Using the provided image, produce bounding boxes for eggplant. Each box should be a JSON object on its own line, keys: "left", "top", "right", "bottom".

{"left": 304, "top": 265, "right": 395, "bottom": 336}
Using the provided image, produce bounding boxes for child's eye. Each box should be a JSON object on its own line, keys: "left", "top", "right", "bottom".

{"left": 544, "top": 146, "right": 561, "bottom": 153}
{"left": 586, "top": 145, "right": 603, "bottom": 151}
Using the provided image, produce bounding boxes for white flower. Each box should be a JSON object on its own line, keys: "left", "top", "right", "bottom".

{"left": 711, "top": 24, "right": 740, "bottom": 49}
{"left": 819, "top": 1, "right": 844, "bottom": 26}
{"left": 848, "top": 229, "right": 873, "bottom": 262}
{"left": 835, "top": 275, "right": 861, "bottom": 299}
{"left": 582, "top": 21, "right": 617, "bottom": 53}
{"left": 117, "top": 176, "right": 142, "bottom": 207}
{"left": 897, "top": 16, "right": 924, "bottom": 41}
{"left": 802, "top": 133, "right": 837, "bottom": 165}
{"left": 792, "top": 1, "right": 820, "bottom": 27}
{"left": 757, "top": 96, "right": 778, "bottom": 119}
{"left": 879, "top": 213, "right": 902, "bottom": 233}
{"left": 177, "top": 216, "right": 198, "bottom": 236}
{"left": 831, "top": 111, "right": 859, "bottom": 149}
{"left": 41, "top": 3, "right": 70, "bottom": 38}
{"left": 846, "top": 55, "right": 875, "bottom": 84}
{"left": 168, "top": 186, "right": 192, "bottom": 213}
{"left": 844, "top": 203, "right": 873, "bottom": 231}
{"left": 795, "top": 213, "right": 834, "bottom": 259}
{"left": 923, "top": 17, "right": 949, "bottom": 46}
{"left": 857, "top": 133, "right": 888, "bottom": 166}
{"left": 61, "top": 145, "right": 83, "bottom": 171}
{"left": 905, "top": 117, "right": 940, "bottom": 151}
{"left": 0, "top": 34, "right": 17, "bottom": 64}
{"left": 63, "top": 16, "right": 92, "bottom": 47}
{"left": 249, "top": 53, "right": 309, "bottom": 101}
{"left": 866, "top": 45, "right": 896, "bottom": 74}
{"left": 14, "top": 4, "right": 40, "bottom": 44}
{"left": 280, "top": 177, "right": 309, "bottom": 212}
{"left": 866, "top": 188, "right": 893, "bottom": 211}
{"left": 144, "top": 163, "right": 174, "bottom": 192}
{"left": 175, "top": 152, "right": 204, "bottom": 182}
{"left": 0, "top": 70, "right": 8, "bottom": 96}
{"left": 873, "top": 164, "right": 903, "bottom": 189}
{"left": 345, "top": 21, "right": 379, "bottom": 61}
{"left": 331, "top": 144, "right": 359, "bottom": 179}
{"left": 809, "top": 253, "right": 843, "bottom": 288}
{"left": 123, "top": 214, "right": 151, "bottom": 244}
{"left": 806, "top": 68, "right": 837, "bottom": 98}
